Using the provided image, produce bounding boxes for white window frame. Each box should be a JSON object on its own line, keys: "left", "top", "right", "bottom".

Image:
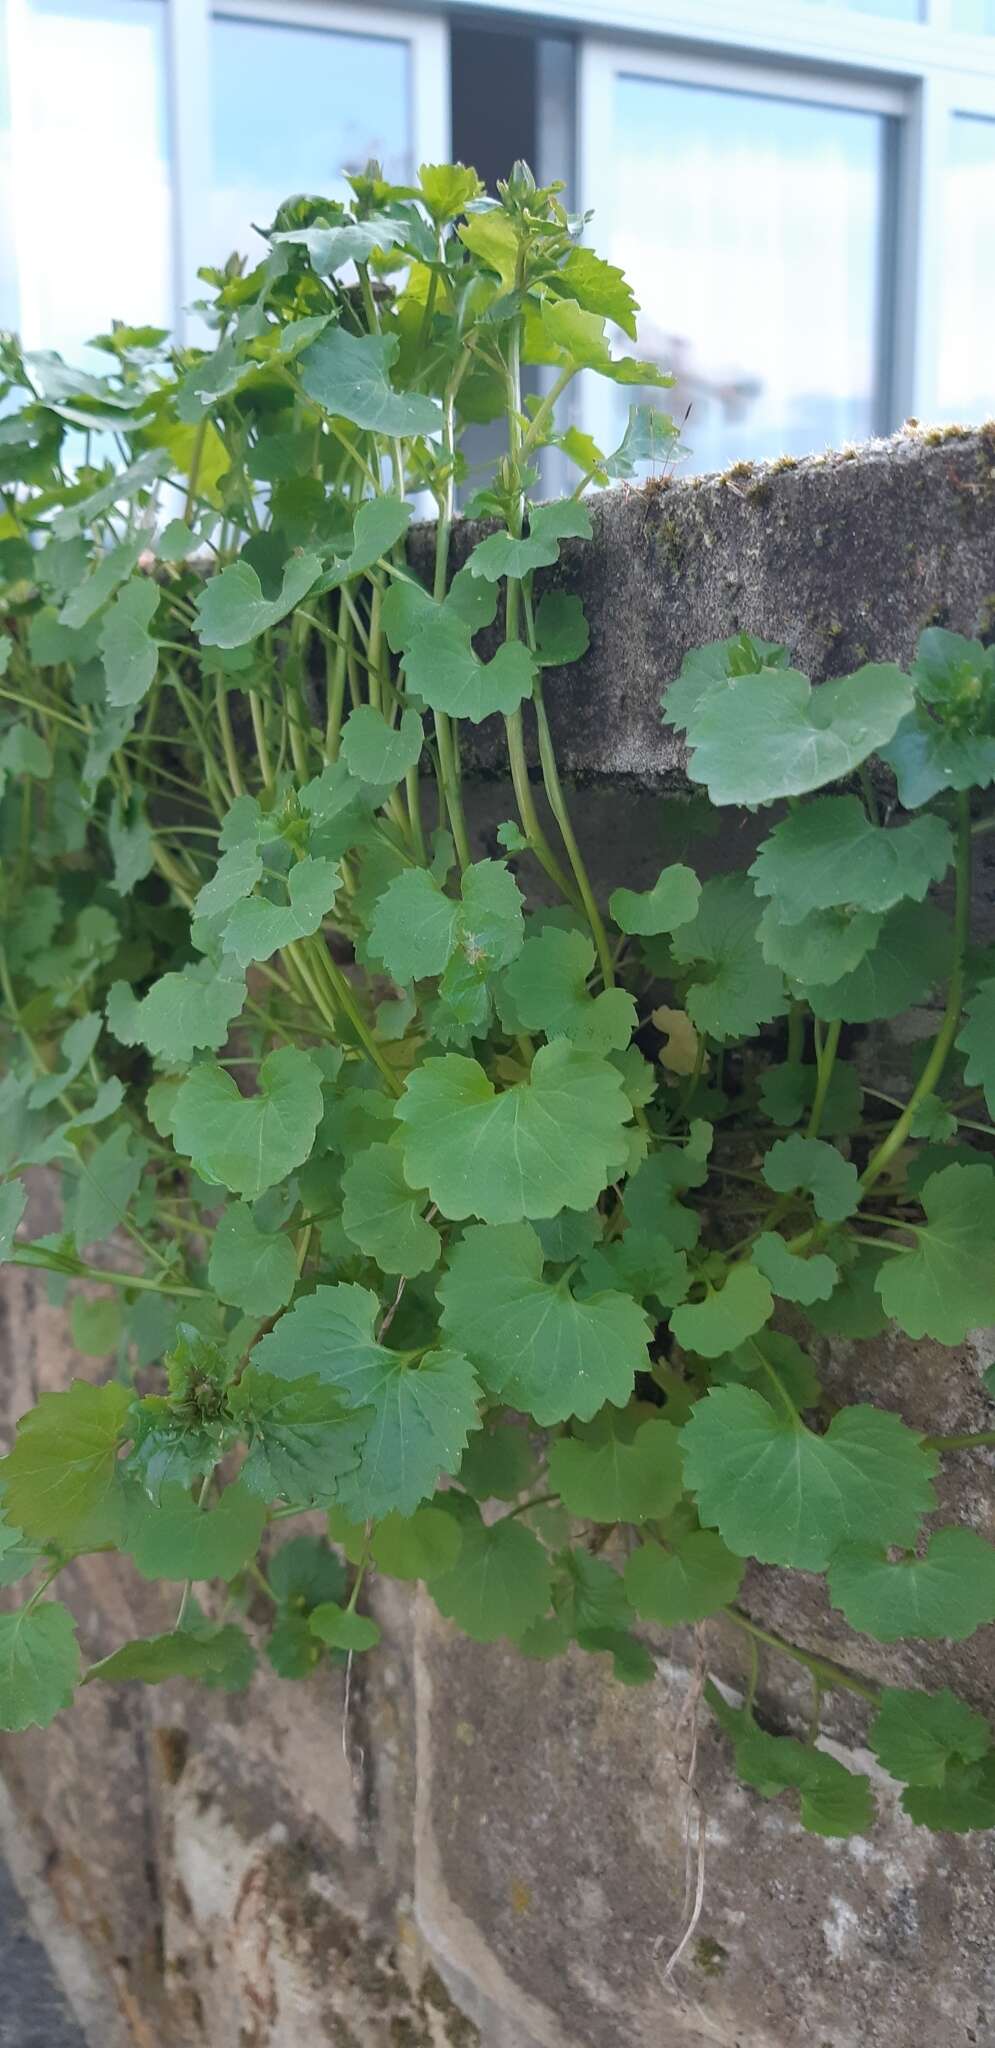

{"left": 169, "top": 0, "right": 448, "bottom": 337}
{"left": 572, "top": 15, "right": 995, "bottom": 444}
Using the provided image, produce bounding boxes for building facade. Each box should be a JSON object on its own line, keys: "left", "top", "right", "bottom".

{"left": 1, "top": 0, "right": 993, "bottom": 470}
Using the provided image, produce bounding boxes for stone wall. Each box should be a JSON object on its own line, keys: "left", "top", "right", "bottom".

{"left": 3, "top": 425, "right": 995, "bottom": 2048}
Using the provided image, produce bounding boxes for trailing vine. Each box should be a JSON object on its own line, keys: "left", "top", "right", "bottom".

{"left": 1, "top": 161, "right": 995, "bottom": 1843}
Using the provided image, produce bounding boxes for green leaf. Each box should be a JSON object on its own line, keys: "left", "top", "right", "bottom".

{"left": 499, "top": 926, "right": 637, "bottom": 1052}
{"left": 207, "top": 1202, "right": 298, "bottom": 1316}
{"left": 107, "top": 958, "right": 246, "bottom": 1066}
{"left": 107, "top": 791, "right": 154, "bottom": 894}
{"left": 0, "top": 1179, "right": 27, "bottom": 1260}
{"left": 170, "top": 1047, "right": 324, "bottom": 1199}
{"left": 222, "top": 857, "right": 340, "bottom": 967}
{"left": 458, "top": 1423, "right": 535, "bottom": 1502}
{"left": 124, "top": 1480, "right": 267, "bottom": 1582}
{"left": 429, "top": 1503, "right": 552, "bottom": 1642}
{"left": 368, "top": 867, "right": 459, "bottom": 982}
{"left": 876, "top": 1164, "right": 995, "bottom": 1343}
{"left": 252, "top": 1285, "right": 481, "bottom": 1517}
{"left": 72, "top": 1125, "right": 147, "bottom": 1246}
{"left": 400, "top": 604, "right": 535, "bottom": 722}
{"left": 556, "top": 246, "right": 639, "bottom": 337}
{"left": 670, "top": 1265, "right": 773, "bottom": 1359}
{"left": 340, "top": 705, "right": 423, "bottom": 790}
{"left": 712, "top": 1330, "right": 823, "bottom": 1411}
{"left": 84, "top": 1625, "right": 251, "bottom": 1687}
{"left": 70, "top": 1294, "right": 123, "bottom": 1356}
{"left": 370, "top": 1505, "right": 462, "bottom": 1580}
{"left": 268, "top": 1533, "right": 347, "bottom": 1610}
{"left": 751, "top": 1233, "right": 838, "bottom": 1306}
{"left": 680, "top": 1388, "right": 937, "bottom": 1569}
{"left": 0, "top": 1380, "right": 131, "bottom": 1544}
{"left": 231, "top": 1369, "right": 369, "bottom": 1504}
{"left": 322, "top": 496, "right": 412, "bottom": 586}
{"left": 901, "top": 1757, "right": 995, "bottom": 1832}
{"left": 466, "top": 501, "right": 592, "bottom": 582}
{"left": 805, "top": 1244, "right": 889, "bottom": 1340}
{"left": 547, "top": 1409, "right": 683, "bottom": 1523}
{"left": 749, "top": 798, "right": 953, "bottom": 920}
{"left": 761, "top": 1134, "right": 860, "bottom": 1223}
{"left": 0, "top": 1604, "right": 79, "bottom": 1731}
{"left": 0, "top": 1511, "right": 43, "bottom": 1587}
{"left": 99, "top": 576, "right": 160, "bottom": 707}
{"left": 297, "top": 324, "right": 442, "bottom": 436}
{"left": 625, "top": 1531, "right": 744, "bottom": 1624}
{"left": 395, "top": 1040, "right": 631, "bottom": 1223}
{"left": 438, "top": 1222, "right": 651, "bottom": 1425}
{"left": 805, "top": 899, "right": 949, "bottom": 1024}
{"left": 194, "top": 552, "right": 321, "bottom": 649}
{"left": 533, "top": 591, "right": 589, "bottom": 667}
{"left": 828, "top": 1529, "right": 995, "bottom": 1641}
{"left": 609, "top": 865, "right": 700, "bottom": 936}
{"left": 682, "top": 664, "right": 913, "bottom": 806}
{"left": 340, "top": 1142, "right": 441, "bottom": 1278}
{"left": 368, "top": 858, "right": 523, "bottom": 987}
{"left": 758, "top": 900, "right": 883, "bottom": 986}
{"left": 956, "top": 979, "right": 995, "bottom": 1119}
{"left": 309, "top": 1604, "right": 381, "bottom": 1652}
{"left": 418, "top": 161, "right": 484, "bottom": 221}
{"left": 870, "top": 1687, "right": 991, "bottom": 1787}
{"left": 710, "top": 1694, "right": 874, "bottom": 1838}
{"left": 670, "top": 876, "right": 785, "bottom": 1042}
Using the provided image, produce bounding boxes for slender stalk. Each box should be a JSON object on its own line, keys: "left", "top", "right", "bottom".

{"left": 861, "top": 790, "right": 971, "bottom": 1192}
{"left": 721, "top": 1609, "right": 880, "bottom": 1705}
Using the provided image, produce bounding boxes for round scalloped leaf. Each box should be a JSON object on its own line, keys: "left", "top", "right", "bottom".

{"left": 751, "top": 1232, "right": 838, "bottom": 1306}
{"left": 870, "top": 1687, "right": 992, "bottom": 1787}
{"left": 609, "top": 865, "right": 700, "bottom": 937}
{"left": 429, "top": 1503, "right": 553, "bottom": 1643}
{"left": 875, "top": 1163, "right": 995, "bottom": 1343}
{"left": 499, "top": 925, "right": 636, "bottom": 1052}
{"left": 394, "top": 1041, "right": 631, "bottom": 1223}
{"left": 341, "top": 1142, "right": 441, "bottom": 1278}
{"left": 749, "top": 798, "right": 953, "bottom": 920}
{"left": 438, "top": 1222, "right": 651, "bottom": 1424}
{"left": 208, "top": 1202, "right": 298, "bottom": 1317}
{"left": 0, "top": 1603, "right": 79, "bottom": 1731}
{"left": 170, "top": 1047, "right": 324, "bottom": 1200}
{"left": 670, "top": 875, "right": 785, "bottom": 1043}
{"left": 624, "top": 1531, "right": 743, "bottom": 1625}
{"left": 828, "top": 1529, "right": 995, "bottom": 1641}
{"left": 682, "top": 664, "right": 913, "bottom": 806}
{"left": 370, "top": 1506, "right": 463, "bottom": 1581}
{"left": 547, "top": 1409, "right": 682, "bottom": 1523}
{"left": 761, "top": 1134, "right": 860, "bottom": 1224}
{"left": 680, "top": 1387, "right": 937, "bottom": 1570}
{"left": 805, "top": 899, "right": 949, "bottom": 1023}
{"left": 670, "top": 1264, "right": 773, "bottom": 1359}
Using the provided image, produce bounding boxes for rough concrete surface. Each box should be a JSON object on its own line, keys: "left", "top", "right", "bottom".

{"left": 4, "top": 431, "right": 995, "bottom": 2045}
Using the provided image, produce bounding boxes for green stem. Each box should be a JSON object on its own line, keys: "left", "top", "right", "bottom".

{"left": 861, "top": 790, "right": 971, "bottom": 1194}
{"left": 806, "top": 1017, "right": 841, "bottom": 1139}
{"left": 721, "top": 1609, "right": 880, "bottom": 1705}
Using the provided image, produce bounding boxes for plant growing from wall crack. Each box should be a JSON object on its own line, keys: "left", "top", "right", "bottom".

{"left": 1, "top": 161, "right": 995, "bottom": 1844}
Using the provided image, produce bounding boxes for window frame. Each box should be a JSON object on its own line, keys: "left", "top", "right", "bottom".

{"left": 573, "top": 15, "right": 995, "bottom": 447}
{"left": 170, "top": 0, "right": 448, "bottom": 337}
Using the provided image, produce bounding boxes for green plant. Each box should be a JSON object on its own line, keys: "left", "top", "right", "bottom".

{"left": 1, "top": 160, "right": 995, "bottom": 1846}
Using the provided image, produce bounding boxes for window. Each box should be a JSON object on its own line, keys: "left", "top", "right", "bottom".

{"left": 0, "top": 0, "right": 171, "bottom": 362}
{"left": 0, "top": 0, "right": 446, "bottom": 359}
{"left": 951, "top": 1, "right": 995, "bottom": 28}
{"left": 209, "top": 10, "right": 414, "bottom": 269}
{"left": 937, "top": 112, "right": 995, "bottom": 421}
{"left": 581, "top": 47, "right": 899, "bottom": 473}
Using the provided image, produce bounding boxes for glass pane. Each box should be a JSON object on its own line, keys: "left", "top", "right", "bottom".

{"left": 937, "top": 115, "right": 995, "bottom": 422}
{"left": 805, "top": 0, "right": 920, "bottom": 16}
{"left": 210, "top": 16, "right": 412, "bottom": 266}
{"left": 601, "top": 75, "right": 889, "bottom": 476}
{"left": 1, "top": 0, "right": 172, "bottom": 361}
{"left": 951, "top": 0, "right": 995, "bottom": 28}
